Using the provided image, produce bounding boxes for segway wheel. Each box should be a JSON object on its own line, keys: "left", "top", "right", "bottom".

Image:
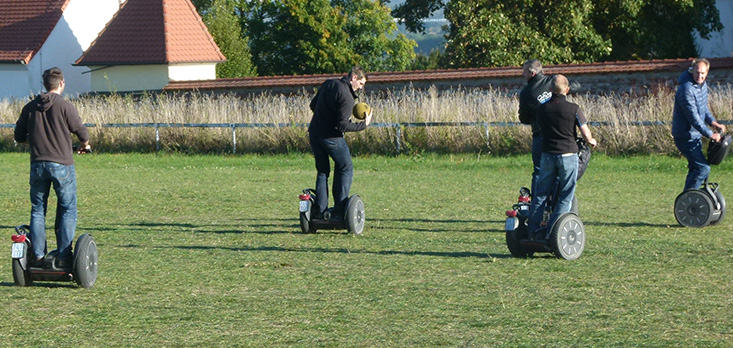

{"left": 73, "top": 234, "right": 98, "bottom": 289}
{"left": 549, "top": 213, "right": 585, "bottom": 260}
{"left": 710, "top": 190, "right": 726, "bottom": 226}
{"left": 674, "top": 190, "right": 715, "bottom": 228}
{"left": 506, "top": 227, "right": 529, "bottom": 258}
{"left": 12, "top": 258, "right": 32, "bottom": 286}
{"left": 345, "top": 195, "right": 365, "bottom": 235}
{"left": 299, "top": 212, "right": 316, "bottom": 234}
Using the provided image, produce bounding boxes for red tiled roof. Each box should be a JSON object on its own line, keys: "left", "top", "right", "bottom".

{"left": 76, "top": 0, "right": 225, "bottom": 65}
{"left": 164, "top": 57, "right": 733, "bottom": 91}
{"left": 0, "top": 0, "right": 70, "bottom": 64}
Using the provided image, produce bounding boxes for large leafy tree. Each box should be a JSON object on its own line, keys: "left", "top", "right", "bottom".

{"left": 392, "top": 0, "right": 722, "bottom": 67}
{"left": 242, "top": 0, "right": 416, "bottom": 75}
{"left": 202, "top": 0, "right": 257, "bottom": 78}
{"left": 195, "top": 0, "right": 415, "bottom": 76}
{"left": 442, "top": 0, "right": 611, "bottom": 68}
{"left": 592, "top": 0, "right": 722, "bottom": 60}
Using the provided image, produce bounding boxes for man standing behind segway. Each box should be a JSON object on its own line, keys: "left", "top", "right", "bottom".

{"left": 528, "top": 75, "right": 597, "bottom": 240}
{"left": 14, "top": 67, "right": 91, "bottom": 267}
{"left": 518, "top": 59, "right": 553, "bottom": 196}
{"left": 672, "top": 58, "right": 726, "bottom": 191}
{"left": 308, "top": 66, "right": 372, "bottom": 221}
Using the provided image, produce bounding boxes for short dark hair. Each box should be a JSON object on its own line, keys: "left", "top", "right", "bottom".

{"left": 523, "top": 59, "right": 543, "bottom": 75}
{"left": 348, "top": 66, "right": 367, "bottom": 81}
{"left": 42, "top": 67, "right": 64, "bottom": 91}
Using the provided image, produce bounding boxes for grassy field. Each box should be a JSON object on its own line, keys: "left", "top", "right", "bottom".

{"left": 0, "top": 152, "right": 731, "bottom": 347}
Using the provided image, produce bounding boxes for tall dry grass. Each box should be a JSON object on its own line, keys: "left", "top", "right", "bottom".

{"left": 1, "top": 84, "right": 731, "bottom": 155}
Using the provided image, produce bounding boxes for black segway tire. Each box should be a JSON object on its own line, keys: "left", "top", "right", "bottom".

{"left": 12, "top": 258, "right": 32, "bottom": 286}
{"left": 73, "top": 234, "right": 98, "bottom": 289}
{"left": 345, "top": 195, "right": 365, "bottom": 235}
{"left": 299, "top": 212, "right": 314, "bottom": 233}
{"left": 674, "top": 190, "right": 715, "bottom": 228}
{"left": 710, "top": 190, "right": 726, "bottom": 226}
{"left": 550, "top": 213, "right": 585, "bottom": 260}
{"left": 506, "top": 228, "right": 528, "bottom": 258}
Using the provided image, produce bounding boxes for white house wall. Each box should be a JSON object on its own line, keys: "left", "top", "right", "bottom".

{"left": 0, "top": 64, "right": 32, "bottom": 101}
{"left": 168, "top": 63, "right": 217, "bottom": 82}
{"left": 696, "top": 0, "right": 733, "bottom": 58}
{"left": 0, "top": 0, "right": 122, "bottom": 100}
{"left": 90, "top": 65, "right": 169, "bottom": 93}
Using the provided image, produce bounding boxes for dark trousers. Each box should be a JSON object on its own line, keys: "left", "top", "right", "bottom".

{"left": 531, "top": 136, "right": 543, "bottom": 195}
{"left": 674, "top": 137, "right": 710, "bottom": 191}
{"left": 310, "top": 136, "right": 353, "bottom": 217}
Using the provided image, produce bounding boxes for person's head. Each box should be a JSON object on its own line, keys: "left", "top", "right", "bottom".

{"left": 42, "top": 67, "right": 65, "bottom": 93}
{"left": 347, "top": 66, "right": 367, "bottom": 92}
{"left": 551, "top": 74, "right": 570, "bottom": 95}
{"left": 522, "top": 59, "right": 543, "bottom": 81}
{"left": 690, "top": 58, "right": 710, "bottom": 85}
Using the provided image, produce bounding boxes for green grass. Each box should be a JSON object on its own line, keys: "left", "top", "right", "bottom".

{"left": 0, "top": 153, "right": 731, "bottom": 347}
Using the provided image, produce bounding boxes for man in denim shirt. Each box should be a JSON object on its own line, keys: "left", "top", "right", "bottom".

{"left": 308, "top": 66, "right": 372, "bottom": 221}
{"left": 672, "top": 58, "right": 726, "bottom": 191}
{"left": 14, "top": 67, "right": 90, "bottom": 267}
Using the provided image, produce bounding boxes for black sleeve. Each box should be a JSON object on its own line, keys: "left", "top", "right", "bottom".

{"left": 518, "top": 90, "right": 532, "bottom": 125}
{"left": 14, "top": 105, "right": 30, "bottom": 143}
{"left": 65, "top": 102, "right": 89, "bottom": 143}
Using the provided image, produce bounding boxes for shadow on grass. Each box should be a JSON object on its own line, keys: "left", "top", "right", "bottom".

{"left": 583, "top": 221, "right": 673, "bottom": 228}
{"left": 118, "top": 243, "right": 495, "bottom": 259}
{"left": 82, "top": 217, "right": 508, "bottom": 235}
{"left": 0, "top": 281, "right": 77, "bottom": 289}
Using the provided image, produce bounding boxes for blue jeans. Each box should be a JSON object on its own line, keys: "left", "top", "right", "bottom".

{"left": 29, "top": 162, "right": 77, "bottom": 260}
{"left": 531, "top": 136, "right": 543, "bottom": 195}
{"left": 674, "top": 137, "right": 710, "bottom": 191}
{"left": 529, "top": 153, "right": 578, "bottom": 236}
{"left": 310, "top": 136, "right": 353, "bottom": 218}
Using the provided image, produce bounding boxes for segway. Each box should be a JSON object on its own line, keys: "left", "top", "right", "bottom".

{"left": 11, "top": 225, "right": 98, "bottom": 288}
{"left": 505, "top": 188, "right": 586, "bottom": 260}
{"left": 673, "top": 133, "right": 731, "bottom": 228}
{"left": 504, "top": 138, "right": 591, "bottom": 260}
{"left": 298, "top": 189, "right": 365, "bottom": 235}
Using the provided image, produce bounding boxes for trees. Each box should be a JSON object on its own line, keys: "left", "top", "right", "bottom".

{"left": 202, "top": 0, "right": 257, "bottom": 78}
{"left": 241, "top": 0, "right": 416, "bottom": 76}
{"left": 392, "top": 0, "right": 722, "bottom": 68}
{"left": 442, "top": 0, "right": 611, "bottom": 68}
{"left": 591, "top": 0, "right": 722, "bottom": 60}
{"left": 194, "top": 0, "right": 416, "bottom": 76}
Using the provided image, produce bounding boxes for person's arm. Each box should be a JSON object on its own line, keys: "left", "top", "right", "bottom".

{"left": 579, "top": 124, "right": 597, "bottom": 148}
{"left": 576, "top": 109, "right": 597, "bottom": 147}
{"left": 14, "top": 105, "right": 29, "bottom": 144}
{"left": 335, "top": 87, "right": 367, "bottom": 133}
{"left": 517, "top": 90, "right": 532, "bottom": 125}
{"left": 65, "top": 102, "right": 90, "bottom": 147}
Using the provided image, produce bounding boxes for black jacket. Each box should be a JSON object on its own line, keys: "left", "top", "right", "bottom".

{"left": 538, "top": 94, "right": 587, "bottom": 154}
{"left": 308, "top": 77, "right": 366, "bottom": 138}
{"left": 518, "top": 73, "right": 553, "bottom": 138}
{"left": 15, "top": 93, "right": 89, "bottom": 165}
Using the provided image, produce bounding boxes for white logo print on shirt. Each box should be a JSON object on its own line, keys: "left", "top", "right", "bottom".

{"left": 537, "top": 91, "right": 552, "bottom": 104}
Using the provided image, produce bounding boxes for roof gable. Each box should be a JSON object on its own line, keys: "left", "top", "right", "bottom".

{"left": 0, "top": 0, "right": 70, "bottom": 64}
{"left": 76, "top": 0, "right": 225, "bottom": 65}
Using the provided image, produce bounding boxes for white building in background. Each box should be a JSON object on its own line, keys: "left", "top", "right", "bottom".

{"left": 696, "top": 0, "right": 733, "bottom": 58}
{"left": 0, "top": 0, "right": 123, "bottom": 99}
{"left": 0, "top": 0, "right": 224, "bottom": 100}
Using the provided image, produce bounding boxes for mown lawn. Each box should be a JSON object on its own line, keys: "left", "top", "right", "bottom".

{"left": 0, "top": 152, "right": 730, "bottom": 347}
